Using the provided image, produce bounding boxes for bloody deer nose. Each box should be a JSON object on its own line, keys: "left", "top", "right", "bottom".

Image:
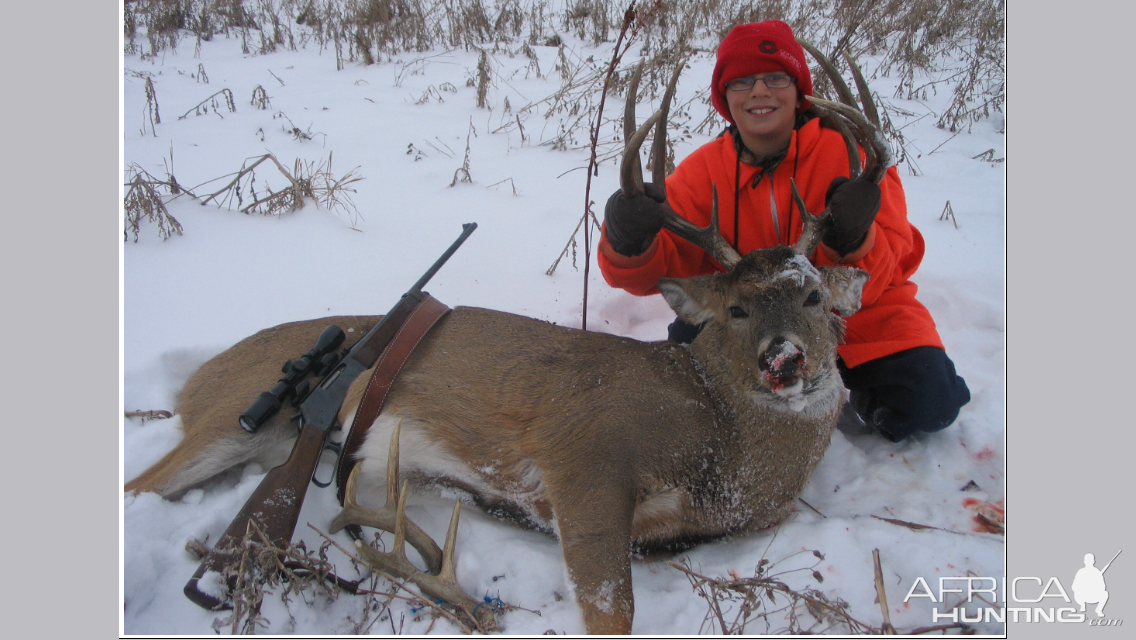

{"left": 760, "top": 339, "right": 805, "bottom": 384}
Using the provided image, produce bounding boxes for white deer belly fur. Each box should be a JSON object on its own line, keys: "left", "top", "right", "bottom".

{"left": 349, "top": 412, "right": 557, "bottom": 532}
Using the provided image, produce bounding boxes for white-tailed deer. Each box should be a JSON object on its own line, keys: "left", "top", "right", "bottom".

{"left": 126, "top": 45, "right": 887, "bottom": 634}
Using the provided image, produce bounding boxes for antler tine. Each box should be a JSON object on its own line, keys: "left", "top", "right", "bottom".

{"left": 795, "top": 38, "right": 859, "bottom": 110}
{"left": 335, "top": 422, "right": 499, "bottom": 632}
{"left": 328, "top": 420, "right": 444, "bottom": 574}
{"left": 789, "top": 178, "right": 826, "bottom": 256}
{"left": 385, "top": 417, "right": 401, "bottom": 508}
{"left": 810, "top": 103, "right": 862, "bottom": 178}
{"left": 840, "top": 51, "right": 880, "bottom": 128}
{"left": 660, "top": 183, "right": 742, "bottom": 271}
{"left": 808, "top": 96, "right": 892, "bottom": 184}
{"left": 622, "top": 61, "right": 645, "bottom": 190}
{"left": 620, "top": 108, "right": 661, "bottom": 199}
{"left": 438, "top": 500, "right": 462, "bottom": 584}
{"left": 620, "top": 57, "right": 741, "bottom": 270}
{"left": 797, "top": 38, "right": 892, "bottom": 185}
{"left": 650, "top": 55, "right": 687, "bottom": 186}
{"left": 392, "top": 480, "right": 409, "bottom": 557}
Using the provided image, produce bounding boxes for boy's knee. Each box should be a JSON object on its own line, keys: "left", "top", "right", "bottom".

{"left": 841, "top": 347, "right": 971, "bottom": 441}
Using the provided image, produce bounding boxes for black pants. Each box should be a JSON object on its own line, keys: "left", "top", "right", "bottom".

{"left": 668, "top": 319, "right": 971, "bottom": 441}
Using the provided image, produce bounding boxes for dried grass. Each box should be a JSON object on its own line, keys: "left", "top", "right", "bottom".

{"left": 206, "top": 521, "right": 347, "bottom": 634}
{"left": 669, "top": 552, "right": 873, "bottom": 635}
{"left": 124, "top": 150, "right": 364, "bottom": 240}
{"left": 128, "top": 0, "right": 1003, "bottom": 166}
{"left": 124, "top": 163, "right": 184, "bottom": 242}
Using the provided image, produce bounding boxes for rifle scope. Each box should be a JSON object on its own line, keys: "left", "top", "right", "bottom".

{"left": 239, "top": 324, "right": 346, "bottom": 433}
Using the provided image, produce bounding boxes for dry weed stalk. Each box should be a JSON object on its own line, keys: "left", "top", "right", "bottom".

{"left": 449, "top": 118, "right": 476, "bottom": 187}
{"left": 178, "top": 88, "right": 237, "bottom": 119}
{"left": 474, "top": 49, "right": 491, "bottom": 108}
{"left": 274, "top": 111, "right": 327, "bottom": 142}
{"left": 124, "top": 409, "right": 175, "bottom": 421}
{"left": 543, "top": 4, "right": 641, "bottom": 281}
{"left": 251, "top": 84, "right": 272, "bottom": 109}
{"left": 207, "top": 520, "right": 348, "bottom": 635}
{"left": 142, "top": 76, "right": 160, "bottom": 136}
{"left": 198, "top": 151, "right": 364, "bottom": 226}
{"left": 124, "top": 148, "right": 364, "bottom": 240}
{"left": 940, "top": 200, "right": 958, "bottom": 229}
{"left": 670, "top": 553, "right": 873, "bottom": 635}
{"left": 124, "top": 163, "right": 183, "bottom": 242}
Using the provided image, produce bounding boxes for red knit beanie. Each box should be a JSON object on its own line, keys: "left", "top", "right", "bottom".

{"left": 711, "top": 21, "right": 814, "bottom": 123}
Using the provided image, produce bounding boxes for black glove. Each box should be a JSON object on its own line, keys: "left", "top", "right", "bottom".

{"left": 604, "top": 182, "right": 668, "bottom": 257}
{"left": 822, "top": 176, "right": 881, "bottom": 257}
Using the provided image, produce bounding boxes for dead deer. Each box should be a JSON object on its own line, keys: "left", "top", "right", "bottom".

{"left": 125, "top": 45, "right": 888, "bottom": 634}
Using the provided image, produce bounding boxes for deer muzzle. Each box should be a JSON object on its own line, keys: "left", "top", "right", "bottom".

{"left": 759, "top": 339, "right": 806, "bottom": 391}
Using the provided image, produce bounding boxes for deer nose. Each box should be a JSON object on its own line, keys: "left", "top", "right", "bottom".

{"left": 759, "top": 339, "right": 805, "bottom": 388}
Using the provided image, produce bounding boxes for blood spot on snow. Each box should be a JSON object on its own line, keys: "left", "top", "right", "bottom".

{"left": 976, "top": 447, "right": 996, "bottom": 461}
{"left": 963, "top": 498, "right": 1005, "bottom": 534}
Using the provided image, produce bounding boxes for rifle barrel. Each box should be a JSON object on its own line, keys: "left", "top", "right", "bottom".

{"left": 410, "top": 222, "right": 477, "bottom": 293}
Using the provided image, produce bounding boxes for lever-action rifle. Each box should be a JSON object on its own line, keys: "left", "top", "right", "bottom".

{"left": 184, "top": 223, "right": 477, "bottom": 610}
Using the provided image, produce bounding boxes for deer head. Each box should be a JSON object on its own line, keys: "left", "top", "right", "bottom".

{"left": 618, "top": 47, "right": 881, "bottom": 414}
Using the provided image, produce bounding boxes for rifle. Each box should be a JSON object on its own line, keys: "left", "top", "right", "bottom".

{"left": 184, "top": 222, "right": 477, "bottom": 610}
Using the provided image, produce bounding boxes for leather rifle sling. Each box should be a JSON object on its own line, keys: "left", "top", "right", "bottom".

{"left": 335, "top": 294, "right": 451, "bottom": 504}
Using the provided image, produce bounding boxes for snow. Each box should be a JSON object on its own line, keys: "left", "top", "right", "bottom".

{"left": 122, "top": 19, "right": 1005, "bottom": 636}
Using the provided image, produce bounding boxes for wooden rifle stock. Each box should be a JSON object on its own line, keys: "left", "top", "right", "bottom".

{"left": 183, "top": 422, "right": 326, "bottom": 609}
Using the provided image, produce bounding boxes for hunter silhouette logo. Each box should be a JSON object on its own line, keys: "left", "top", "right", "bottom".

{"left": 1073, "top": 551, "right": 1120, "bottom": 617}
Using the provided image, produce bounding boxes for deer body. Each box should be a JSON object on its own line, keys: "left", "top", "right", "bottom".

{"left": 126, "top": 245, "right": 866, "bottom": 634}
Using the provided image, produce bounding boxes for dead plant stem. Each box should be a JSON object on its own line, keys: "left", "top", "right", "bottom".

{"left": 579, "top": 3, "right": 639, "bottom": 331}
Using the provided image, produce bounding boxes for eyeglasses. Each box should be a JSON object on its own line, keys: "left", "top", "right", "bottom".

{"left": 725, "top": 74, "right": 795, "bottom": 91}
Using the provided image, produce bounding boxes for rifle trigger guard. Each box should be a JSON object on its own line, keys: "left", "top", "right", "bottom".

{"left": 311, "top": 438, "right": 343, "bottom": 488}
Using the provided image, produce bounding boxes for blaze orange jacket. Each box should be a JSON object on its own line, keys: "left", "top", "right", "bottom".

{"left": 598, "top": 118, "right": 943, "bottom": 368}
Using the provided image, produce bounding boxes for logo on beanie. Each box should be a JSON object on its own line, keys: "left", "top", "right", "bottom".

{"left": 759, "top": 40, "right": 778, "bottom": 54}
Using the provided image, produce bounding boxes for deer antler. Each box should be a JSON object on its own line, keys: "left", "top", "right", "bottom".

{"left": 330, "top": 420, "right": 498, "bottom": 632}
{"left": 329, "top": 419, "right": 443, "bottom": 573}
{"left": 797, "top": 38, "right": 892, "bottom": 185}
{"left": 782, "top": 40, "right": 894, "bottom": 256}
{"left": 620, "top": 44, "right": 889, "bottom": 265}
{"left": 789, "top": 178, "right": 825, "bottom": 257}
{"left": 620, "top": 55, "right": 743, "bottom": 271}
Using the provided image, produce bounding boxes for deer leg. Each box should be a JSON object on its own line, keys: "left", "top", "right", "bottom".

{"left": 550, "top": 483, "right": 636, "bottom": 634}
{"left": 330, "top": 420, "right": 498, "bottom": 632}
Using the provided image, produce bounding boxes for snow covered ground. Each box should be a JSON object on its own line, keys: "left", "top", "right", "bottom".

{"left": 122, "top": 17, "right": 1005, "bottom": 635}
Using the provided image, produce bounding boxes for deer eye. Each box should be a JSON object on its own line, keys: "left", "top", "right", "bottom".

{"left": 804, "top": 290, "right": 821, "bottom": 307}
{"left": 729, "top": 306, "right": 748, "bottom": 318}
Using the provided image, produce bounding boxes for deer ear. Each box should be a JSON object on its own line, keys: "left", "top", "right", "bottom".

{"left": 819, "top": 267, "right": 869, "bottom": 316}
{"left": 658, "top": 276, "right": 720, "bottom": 325}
